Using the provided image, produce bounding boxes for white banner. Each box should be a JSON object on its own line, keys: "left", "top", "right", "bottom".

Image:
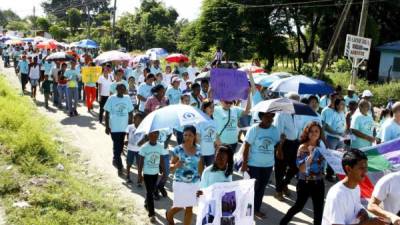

{"left": 318, "top": 147, "right": 345, "bottom": 175}
{"left": 196, "top": 179, "right": 255, "bottom": 225}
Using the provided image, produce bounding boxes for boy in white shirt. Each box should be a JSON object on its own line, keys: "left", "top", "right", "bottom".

{"left": 125, "top": 112, "right": 145, "bottom": 185}
{"left": 322, "top": 149, "right": 386, "bottom": 225}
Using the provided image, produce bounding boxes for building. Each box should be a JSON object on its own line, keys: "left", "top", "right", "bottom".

{"left": 376, "top": 41, "right": 400, "bottom": 81}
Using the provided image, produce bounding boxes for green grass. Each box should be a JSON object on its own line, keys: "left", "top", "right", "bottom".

{"left": 0, "top": 76, "right": 135, "bottom": 225}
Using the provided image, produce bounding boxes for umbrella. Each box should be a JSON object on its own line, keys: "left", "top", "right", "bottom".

{"left": 0, "top": 36, "right": 11, "bottom": 41}
{"left": 135, "top": 105, "right": 210, "bottom": 134}
{"left": 69, "top": 42, "right": 80, "bottom": 48}
{"left": 194, "top": 71, "right": 210, "bottom": 82}
{"left": 165, "top": 53, "right": 189, "bottom": 63}
{"left": 132, "top": 54, "right": 150, "bottom": 64}
{"left": 270, "top": 72, "right": 292, "bottom": 77}
{"left": 239, "top": 65, "right": 265, "bottom": 73}
{"left": 95, "top": 50, "right": 132, "bottom": 64}
{"left": 251, "top": 97, "right": 317, "bottom": 116}
{"left": 146, "top": 48, "right": 168, "bottom": 58}
{"left": 5, "top": 39, "right": 23, "bottom": 45}
{"left": 36, "top": 40, "right": 57, "bottom": 49}
{"left": 253, "top": 74, "right": 291, "bottom": 87}
{"left": 78, "top": 39, "right": 98, "bottom": 49}
{"left": 21, "top": 37, "right": 34, "bottom": 43}
{"left": 45, "top": 52, "right": 75, "bottom": 61}
{"left": 269, "top": 75, "right": 334, "bottom": 95}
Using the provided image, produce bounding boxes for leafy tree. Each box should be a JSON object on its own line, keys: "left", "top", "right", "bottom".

{"left": 6, "top": 21, "right": 28, "bottom": 31}
{"left": 66, "top": 8, "right": 82, "bottom": 35}
{"left": 42, "top": 0, "right": 110, "bottom": 21}
{"left": 0, "top": 9, "right": 21, "bottom": 27}
{"left": 36, "top": 17, "right": 51, "bottom": 32}
{"left": 49, "top": 23, "right": 68, "bottom": 40}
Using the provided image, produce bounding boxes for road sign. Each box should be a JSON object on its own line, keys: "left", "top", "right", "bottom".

{"left": 344, "top": 34, "right": 372, "bottom": 60}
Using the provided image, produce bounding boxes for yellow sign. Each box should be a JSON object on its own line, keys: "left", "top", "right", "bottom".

{"left": 81, "top": 66, "right": 102, "bottom": 83}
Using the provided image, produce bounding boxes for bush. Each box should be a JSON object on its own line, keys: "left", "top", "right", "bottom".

{"left": 333, "top": 59, "right": 352, "bottom": 73}
{"left": 100, "top": 35, "right": 119, "bottom": 51}
{"left": 300, "top": 63, "right": 319, "bottom": 77}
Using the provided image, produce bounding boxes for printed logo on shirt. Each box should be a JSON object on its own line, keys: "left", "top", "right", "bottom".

{"left": 115, "top": 103, "right": 128, "bottom": 116}
{"left": 257, "top": 137, "right": 274, "bottom": 153}
{"left": 203, "top": 125, "right": 216, "bottom": 142}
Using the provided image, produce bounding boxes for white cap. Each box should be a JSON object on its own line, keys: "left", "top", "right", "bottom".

{"left": 362, "top": 90, "right": 373, "bottom": 97}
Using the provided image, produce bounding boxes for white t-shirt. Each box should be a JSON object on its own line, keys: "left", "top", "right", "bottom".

{"left": 125, "top": 124, "right": 144, "bottom": 152}
{"left": 372, "top": 171, "right": 400, "bottom": 214}
{"left": 322, "top": 181, "right": 363, "bottom": 225}
{"left": 97, "top": 75, "right": 113, "bottom": 97}
{"left": 29, "top": 65, "right": 40, "bottom": 79}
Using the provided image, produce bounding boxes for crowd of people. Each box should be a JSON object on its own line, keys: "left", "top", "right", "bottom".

{"left": 1, "top": 40, "right": 399, "bottom": 225}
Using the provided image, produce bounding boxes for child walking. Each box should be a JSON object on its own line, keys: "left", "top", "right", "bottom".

{"left": 138, "top": 130, "right": 167, "bottom": 223}
{"left": 41, "top": 75, "right": 52, "bottom": 109}
{"left": 125, "top": 112, "right": 145, "bottom": 185}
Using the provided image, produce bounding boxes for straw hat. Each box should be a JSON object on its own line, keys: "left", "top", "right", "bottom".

{"left": 347, "top": 84, "right": 356, "bottom": 91}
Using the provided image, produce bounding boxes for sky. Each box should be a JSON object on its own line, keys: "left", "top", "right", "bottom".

{"left": 0, "top": 0, "right": 203, "bottom": 21}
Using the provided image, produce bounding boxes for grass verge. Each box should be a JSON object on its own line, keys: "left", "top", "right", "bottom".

{"left": 0, "top": 76, "right": 135, "bottom": 225}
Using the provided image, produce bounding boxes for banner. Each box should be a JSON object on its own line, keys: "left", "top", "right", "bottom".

{"left": 210, "top": 68, "right": 249, "bottom": 101}
{"left": 81, "top": 66, "right": 102, "bottom": 83}
{"left": 318, "top": 147, "right": 345, "bottom": 175}
{"left": 196, "top": 179, "right": 255, "bottom": 225}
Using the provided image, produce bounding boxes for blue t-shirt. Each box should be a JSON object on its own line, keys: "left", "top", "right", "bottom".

{"left": 137, "top": 83, "right": 153, "bottom": 112}
{"left": 104, "top": 95, "right": 134, "bottom": 132}
{"left": 350, "top": 112, "right": 374, "bottom": 148}
{"left": 200, "top": 165, "right": 232, "bottom": 189}
{"left": 381, "top": 119, "right": 400, "bottom": 143}
{"left": 110, "top": 80, "right": 129, "bottom": 95}
{"left": 172, "top": 145, "right": 202, "bottom": 183}
{"left": 344, "top": 95, "right": 359, "bottom": 106}
{"left": 166, "top": 87, "right": 182, "bottom": 105}
{"left": 252, "top": 91, "right": 263, "bottom": 106}
{"left": 197, "top": 120, "right": 217, "bottom": 156}
{"left": 139, "top": 142, "right": 166, "bottom": 175}
{"left": 244, "top": 124, "right": 280, "bottom": 167}
{"left": 43, "top": 61, "right": 53, "bottom": 75}
{"left": 330, "top": 111, "right": 346, "bottom": 135}
{"left": 213, "top": 106, "right": 244, "bottom": 144}
{"left": 64, "top": 68, "right": 80, "bottom": 88}
{"left": 321, "top": 107, "right": 336, "bottom": 136}
{"left": 18, "top": 60, "right": 29, "bottom": 74}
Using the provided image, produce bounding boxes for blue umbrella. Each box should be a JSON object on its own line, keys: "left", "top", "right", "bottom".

{"left": 146, "top": 48, "right": 168, "bottom": 58}
{"left": 21, "top": 38, "right": 34, "bottom": 43}
{"left": 132, "top": 54, "right": 150, "bottom": 64}
{"left": 251, "top": 97, "right": 317, "bottom": 116}
{"left": 254, "top": 74, "right": 291, "bottom": 87}
{"left": 78, "top": 39, "right": 98, "bottom": 49}
{"left": 135, "top": 105, "right": 210, "bottom": 134}
{"left": 269, "top": 75, "right": 334, "bottom": 95}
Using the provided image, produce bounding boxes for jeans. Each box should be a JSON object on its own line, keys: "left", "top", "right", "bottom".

{"left": 202, "top": 155, "right": 215, "bottom": 167}
{"left": 157, "top": 154, "right": 170, "bottom": 189}
{"left": 84, "top": 86, "right": 96, "bottom": 109}
{"left": 3, "top": 56, "right": 9, "bottom": 67}
{"left": 78, "top": 81, "right": 84, "bottom": 100}
{"left": 99, "top": 96, "right": 109, "bottom": 123}
{"left": 280, "top": 179, "right": 325, "bottom": 225}
{"left": 248, "top": 166, "right": 273, "bottom": 212}
{"left": 144, "top": 174, "right": 158, "bottom": 217}
{"left": 20, "top": 73, "right": 29, "bottom": 91}
{"left": 274, "top": 139, "right": 299, "bottom": 192}
{"left": 110, "top": 132, "right": 125, "bottom": 170}
{"left": 326, "top": 136, "right": 344, "bottom": 177}
{"left": 52, "top": 82, "right": 59, "bottom": 105}
{"left": 67, "top": 87, "right": 78, "bottom": 113}
{"left": 57, "top": 84, "right": 68, "bottom": 108}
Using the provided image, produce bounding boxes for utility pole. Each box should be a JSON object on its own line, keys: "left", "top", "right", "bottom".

{"left": 111, "top": 0, "right": 117, "bottom": 49}
{"left": 33, "top": 6, "right": 36, "bottom": 36}
{"left": 350, "top": 0, "right": 369, "bottom": 85}
{"left": 318, "top": 0, "right": 353, "bottom": 78}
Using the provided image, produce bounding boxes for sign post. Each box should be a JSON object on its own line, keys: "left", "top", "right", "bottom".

{"left": 344, "top": 34, "right": 372, "bottom": 85}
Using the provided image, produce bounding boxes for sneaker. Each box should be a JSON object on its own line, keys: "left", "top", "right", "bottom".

{"left": 274, "top": 192, "right": 284, "bottom": 201}
{"left": 283, "top": 186, "right": 291, "bottom": 197}
{"left": 159, "top": 186, "right": 168, "bottom": 198}
{"left": 255, "top": 211, "right": 267, "bottom": 219}
{"left": 149, "top": 216, "right": 156, "bottom": 223}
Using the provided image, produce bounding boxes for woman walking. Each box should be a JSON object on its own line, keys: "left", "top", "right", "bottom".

{"left": 28, "top": 57, "right": 40, "bottom": 99}
{"left": 166, "top": 125, "right": 203, "bottom": 225}
{"left": 280, "top": 122, "right": 326, "bottom": 225}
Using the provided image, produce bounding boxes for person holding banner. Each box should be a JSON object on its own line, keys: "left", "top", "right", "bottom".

{"left": 280, "top": 122, "right": 325, "bottom": 225}
{"left": 380, "top": 102, "right": 400, "bottom": 143}
{"left": 241, "top": 112, "right": 281, "bottom": 218}
{"left": 83, "top": 62, "right": 98, "bottom": 112}
{"left": 368, "top": 171, "right": 400, "bottom": 225}
{"left": 166, "top": 125, "right": 204, "bottom": 225}
{"left": 322, "top": 149, "right": 386, "bottom": 225}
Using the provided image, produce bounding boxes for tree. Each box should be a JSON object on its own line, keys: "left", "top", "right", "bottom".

{"left": 6, "top": 21, "right": 28, "bottom": 31}
{"left": 66, "top": 8, "right": 82, "bottom": 35}
{"left": 49, "top": 23, "right": 68, "bottom": 40}
{"left": 42, "top": 0, "right": 110, "bottom": 21}
{"left": 36, "top": 17, "right": 51, "bottom": 32}
{"left": 0, "top": 9, "right": 21, "bottom": 27}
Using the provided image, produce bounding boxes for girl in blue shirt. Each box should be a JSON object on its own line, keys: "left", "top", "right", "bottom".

{"left": 280, "top": 122, "right": 325, "bottom": 225}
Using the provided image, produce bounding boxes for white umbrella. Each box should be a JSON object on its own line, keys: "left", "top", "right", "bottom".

{"left": 94, "top": 50, "right": 132, "bottom": 64}
{"left": 251, "top": 97, "right": 317, "bottom": 116}
{"left": 135, "top": 105, "right": 210, "bottom": 134}
{"left": 269, "top": 75, "right": 334, "bottom": 95}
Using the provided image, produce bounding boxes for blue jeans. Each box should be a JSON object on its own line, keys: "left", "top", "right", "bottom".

{"left": 67, "top": 87, "right": 78, "bottom": 113}
{"left": 52, "top": 82, "right": 59, "bottom": 105}
{"left": 57, "top": 85, "right": 68, "bottom": 108}
{"left": 248, "top": 166, "right": 273, "bottom": 212}
{"left": 157, "top": 154, "right": 170, "bottom": 189}
{"left": 111, "top": 132, "right": 125, "bottom": 170}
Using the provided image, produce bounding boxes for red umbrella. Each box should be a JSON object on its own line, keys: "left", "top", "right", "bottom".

{"left": 36, "top": 40, "right": 57, "bottom": 49}
{"left": 165, "top": 53, "right": 189, "bottom": 63}
{"left": 239, "top": 65, "right": 265, "bottom": 73}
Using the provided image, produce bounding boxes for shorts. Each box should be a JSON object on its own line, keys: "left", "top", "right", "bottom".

{"left": 126, "top": 151, "right": 139, "bottom": 166}
{"left": 30, "top": 79, "right": 39, "bottom": 87}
